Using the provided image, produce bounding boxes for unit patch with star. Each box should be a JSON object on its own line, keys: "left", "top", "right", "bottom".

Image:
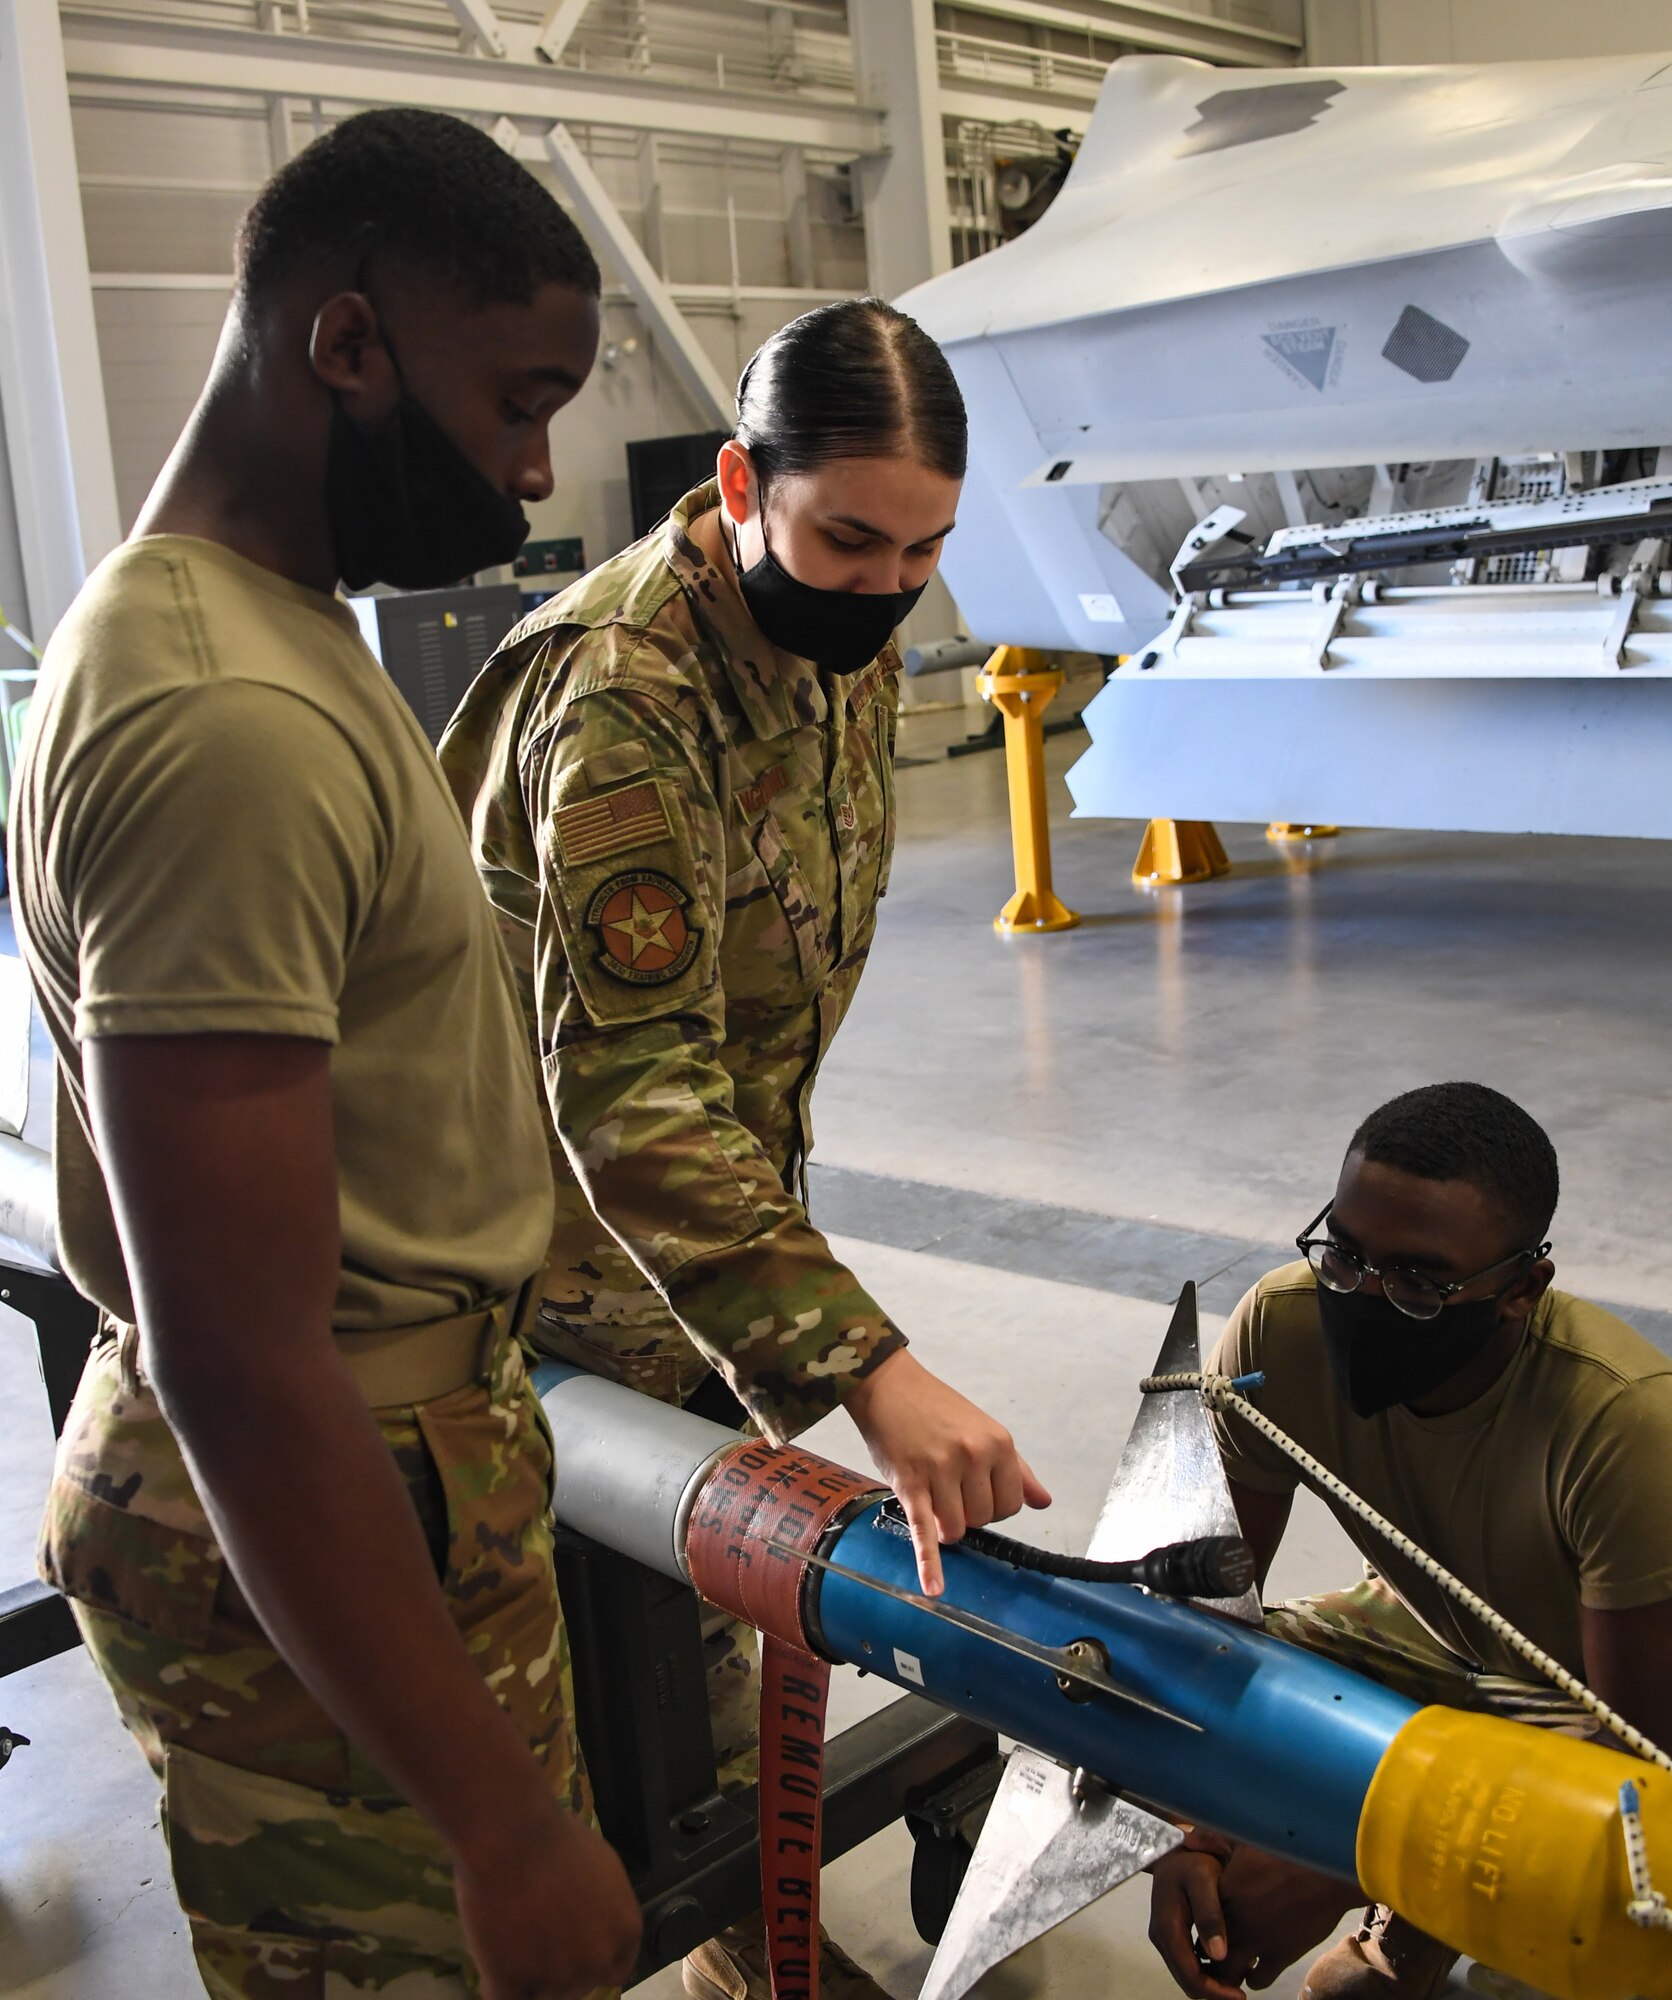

{"left": 587, "top": 869, "right": 703, "bottom": 985}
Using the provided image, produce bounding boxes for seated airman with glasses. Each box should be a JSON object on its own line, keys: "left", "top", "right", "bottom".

{"left": 1148, "top": 1081, "right": 1672, "bottom": 2000}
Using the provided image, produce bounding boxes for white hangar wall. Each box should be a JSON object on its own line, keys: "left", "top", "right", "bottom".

{"left": 1308, "top": 0, "right": 1672, "bottom": 64}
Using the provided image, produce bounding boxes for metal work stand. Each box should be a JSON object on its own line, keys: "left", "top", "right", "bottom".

{"left": 555, "top": 1526, "right": 1001, "bottom": 1981}
{"left": 0, "top": 1264, "right": 97, "bottom": 1679}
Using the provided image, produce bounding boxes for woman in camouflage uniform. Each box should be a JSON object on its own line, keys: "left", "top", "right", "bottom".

{"left": 442, "top": 301, "right": 1048, "bottom": 2000}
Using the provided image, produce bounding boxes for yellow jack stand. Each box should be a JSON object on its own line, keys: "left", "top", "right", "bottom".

{"left": 1132, "top": 819, "right": 1230, "bottom": 888}
{"left": 976, "top": 646, "right": 1081, "bottom": 935}
{"left": 1267, "top": 822, "right": 1340, "bottom": 841}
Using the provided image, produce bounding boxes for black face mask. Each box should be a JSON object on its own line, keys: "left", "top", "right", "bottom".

{"left": 326, "top": 324, "right": 529, "bottom": 593}
{"left": 1316, "top": 1283, "right": 1511, "bottom": 1419}
{"left": 733, "top": 516, "right": 926, "bottom": 674}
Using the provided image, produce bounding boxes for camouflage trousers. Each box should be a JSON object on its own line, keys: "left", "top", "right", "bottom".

{"left": 530, "top": 1212, "right": 760, "bottom": 1795}
{"left": 1267, "top": 1570, "right": 1590, "bottom": 1730}
{"left": 41, "top": 1327, "right": 599, "bottom": 1997}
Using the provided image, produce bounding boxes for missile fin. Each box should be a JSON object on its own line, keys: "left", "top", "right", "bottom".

{"left": 917, "top": 1747, "right": 1182, "bottom": 2000}
{"left": 1087, "top": 1282, "right": 1262, "bottom": 1624}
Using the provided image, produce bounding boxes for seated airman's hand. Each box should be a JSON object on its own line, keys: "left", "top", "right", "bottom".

{"left": 1149, "top": 1839, "right": 1359, "bottom": 2000}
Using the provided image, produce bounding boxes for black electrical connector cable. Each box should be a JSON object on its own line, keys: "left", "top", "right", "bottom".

{"left": 876, "top": 1499, "right": 1257, "bottom": 1599}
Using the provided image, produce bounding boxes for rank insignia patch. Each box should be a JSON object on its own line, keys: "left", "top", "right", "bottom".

{"left": 587, "top": 869, "right": 702, "bottom": 985}
{"left": 555, "top": 779, "right": 671, "bottom": 867}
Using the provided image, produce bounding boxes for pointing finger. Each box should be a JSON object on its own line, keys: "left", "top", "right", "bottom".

{"left": 1020, "top": 1457, "right": 1053, "bottom": 1509}
{"left": 897, "top": 1480, "right": 944, "bottom": 1596}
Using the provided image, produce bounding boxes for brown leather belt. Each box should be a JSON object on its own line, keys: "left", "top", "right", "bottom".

{"left": 116, "top": 1294, "right": 518, "bottom": 1409}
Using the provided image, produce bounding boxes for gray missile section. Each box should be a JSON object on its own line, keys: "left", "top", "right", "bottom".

{"left": 919, "top": 1283, "right": 1250, "bottom": 2000}
{"left": 0, "top": 1132, "right": 57, "bottom": 1273}
{"left": 535, "top": 1360, "right": 738, "bottom": 1582}
{"left": 0, "top": 944, "right": 59, "bottom": 1275}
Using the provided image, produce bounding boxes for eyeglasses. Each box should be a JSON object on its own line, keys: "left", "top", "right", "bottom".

{"left": 1295, "top": 1203, "right": 1549, "bottom": 1322}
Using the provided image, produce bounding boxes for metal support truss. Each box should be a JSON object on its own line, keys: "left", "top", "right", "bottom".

{"left": 535, "top": 0, "right": 593, "bottom": 66}
{"left": 849, "top": 0, "right": 952, "bottom": 298}
{"left": 541, "top": 123, "right": 733, "bottom": 430}
{"left": 59, "top": 10, "right": 889, "bottom": 155}
{"left": 441, "top": 0, "right": 508, "bottom": 59}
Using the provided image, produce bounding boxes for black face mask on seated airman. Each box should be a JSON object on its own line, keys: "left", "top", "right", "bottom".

{"left": 732, "top": 513, "right": 926, "bottom": 675}
{"left": 1316, "top": 1283, "right": 1514, "bottom": 1419}
{"left": 326, "top": 317, "right": 531, "bottom": 593}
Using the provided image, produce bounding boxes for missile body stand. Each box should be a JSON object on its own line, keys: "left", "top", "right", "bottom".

{"left": 0, "top": 1266, "right": 95, "bottom": 1684}
{"left": 555, "top": 1498, "right": 1002, "bottom": 1980}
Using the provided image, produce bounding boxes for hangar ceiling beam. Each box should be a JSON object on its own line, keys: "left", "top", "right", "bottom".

{"left": 58, "top": 11, "right": 889, "bottom": 155}
{"left": 849, "top": 0, "right": 952, "bottom": 299}
{"left": 440, "top": 0, "right": 510, "bottom": 61}
{"left": 535, "top": 0, "right": 593, "bottom": 68}
{"left": 0, "top": 0, "right": 120, "bottom": 640}
{"left": 540, "top": 122, "right": 734, "bottom": 431}
{"left": 948, "top": 0, "right": 1301, "bottom": 66}
{"left": 938, "top": 84, "right": 1094, "bottom": 133}
{"left": 253, "top": 2, "right": 298, "bottom": 166}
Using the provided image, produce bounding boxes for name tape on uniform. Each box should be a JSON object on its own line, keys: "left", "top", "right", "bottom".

{"left": 736, "top": 765, "right": 788, "bottom": 818}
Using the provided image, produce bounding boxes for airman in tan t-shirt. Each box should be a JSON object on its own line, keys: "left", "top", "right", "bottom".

{"left": 1210, "top": 1263, "right": 1672, "bottom": 1683}
{"left": 13, "top": 535, "right": 553, "bottom": 1329}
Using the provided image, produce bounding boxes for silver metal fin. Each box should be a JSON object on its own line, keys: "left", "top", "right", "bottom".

{"left": 914, "top": 1284, "right": 1258, "bottom": 2000}
{"left": 916, "top": 1747, "right": 1181, "bottom": 2000}
{"left": 1087, "top": 1280, "right": 1263, "bottom": 1624}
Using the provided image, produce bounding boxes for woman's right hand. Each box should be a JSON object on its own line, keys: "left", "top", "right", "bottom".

{"left": 843, "top": 1348, "right": 1052, "bottom": 1594}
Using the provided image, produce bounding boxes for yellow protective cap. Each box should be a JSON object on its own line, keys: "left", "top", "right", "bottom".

{"left": 1358, "top": 1706, "right": 1672, "bottom": 2000}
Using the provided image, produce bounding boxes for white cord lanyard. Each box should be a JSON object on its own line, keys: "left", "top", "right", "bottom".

{"left": 1141, "top": 1369, "right": 1672, "bottom": 1926}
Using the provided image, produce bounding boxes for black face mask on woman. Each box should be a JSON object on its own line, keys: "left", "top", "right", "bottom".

{"left": 326, "top": 318, "right": 530, "bottom": 592}
{"left": 732, "top": 514, "right": 926, "bottom": 674}
{"left": 1316, "top": 1283, "right": 1514, "bottom": 1419}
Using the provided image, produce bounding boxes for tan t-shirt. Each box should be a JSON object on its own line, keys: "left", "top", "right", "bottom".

{"left": 1209, "top": 1262, "right": 1672, "bottom": 1677}
{"left": 9, "top": 536, "right": 553, "bottom": 1330}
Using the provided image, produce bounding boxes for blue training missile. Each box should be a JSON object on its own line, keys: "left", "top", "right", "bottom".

{"left": 535, "top": 1293, "right": 1672, "bottom": 2000}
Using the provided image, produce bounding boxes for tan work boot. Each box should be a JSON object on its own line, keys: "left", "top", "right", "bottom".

{"left": 683, "top": 1915, "right": 892, "bottom": 2000}
{"left": 1303, "top": 1905, "right": 1460, "bottom": 2000}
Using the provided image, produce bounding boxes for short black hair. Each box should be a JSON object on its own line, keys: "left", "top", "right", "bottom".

{"left": 1349, "top": 1082, "right": 1559, "bottom": 1247}
{"left": 235, "top": 108, "right": 600, "bottom": 309}
{"left": 735, "top": 299, "right": 967, "bottom": 485}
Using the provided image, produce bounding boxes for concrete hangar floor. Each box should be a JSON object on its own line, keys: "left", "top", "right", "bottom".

{"left": 2, "top": 707, "right": 1668, "bottom": 1998}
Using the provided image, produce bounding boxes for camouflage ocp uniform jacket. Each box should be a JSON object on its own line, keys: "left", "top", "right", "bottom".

{"left": 440, "top": 482, "right": 907, "bottom": 1443}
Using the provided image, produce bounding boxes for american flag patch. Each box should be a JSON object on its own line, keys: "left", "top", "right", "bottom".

{"left": 554, "top": 780, "right": 671, "bottom": 867}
